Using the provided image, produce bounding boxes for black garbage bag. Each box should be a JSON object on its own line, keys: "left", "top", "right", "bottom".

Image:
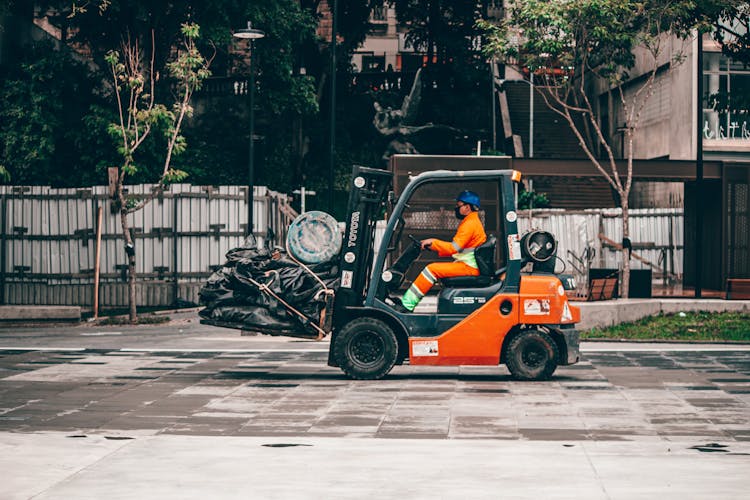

{"left": 199, "top": 239, "right": 339, "bottom": 335}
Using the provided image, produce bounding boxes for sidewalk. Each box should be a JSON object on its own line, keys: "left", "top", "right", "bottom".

{"left": 2, "top": 311, "right": 749, "bottom": 499}
{"left": 575, "top": 298, "right": 750, "bottom": 330}
{"left": 1, "top": 297, "right": 747, "bottom": 332}
{"left": 415, "top": 297, "right": 750, "bottom": 330}
{"left": 3, "top": 432, "right": 749, "bottom": 499}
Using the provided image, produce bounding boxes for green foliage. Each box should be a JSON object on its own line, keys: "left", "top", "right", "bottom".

{"left": 0, "top": 40, "right": 118, "bottom": 185}
{"left": 164, "top": 168, "right": 188, "bottom": 183}
{"left": 12, "top": 0, "right": 493, "bottom": 194}
{"left": 479, "top": 0, "right": 705, "bottom": 207}
{"left": 483, "top": 0, "right": 700, "bottom": 87}
{"left": 517, "top": 189, "right": 550, "bottom": 210}
{"left": 693, "top": 1, "right": 750, "bottom": 67}
{"left": 0, "top": 165, "right": 10, "bottom": 183}
{"left": 694, "top": 3, "right": 750, "bottom": 113}
{"left": 583, "top": 312, "right": 750, "bottom": 341}
{"left": 106, "top": 20, "right": 211, "bottom": 193}
{"left": 394, "top": 0, "right": 486, "bottom": 67}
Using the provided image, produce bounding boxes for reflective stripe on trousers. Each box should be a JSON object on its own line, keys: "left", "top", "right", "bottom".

{"left": 401, "top": 261, "right": 480, "bottom": 311}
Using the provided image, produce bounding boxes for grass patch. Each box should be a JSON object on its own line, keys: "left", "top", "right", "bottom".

{"left": 96, "top": 315, "right": 171, "bottom": 326}
{"left": 582, "top": 311, "right": 750, "bottom": 342}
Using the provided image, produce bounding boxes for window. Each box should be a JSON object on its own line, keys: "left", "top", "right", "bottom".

{"left": 362, "top": 55, "right": 385, "bottom": 72}
{"left": 703, "top": 52, "right": 750, "bottom": 140}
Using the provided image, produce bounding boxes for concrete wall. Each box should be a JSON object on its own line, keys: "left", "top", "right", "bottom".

{"left": 578, "top": 299, "right": 750, "bottom": 330}
{"left": 668, "top": 37, "right": 697, "bottom": 160}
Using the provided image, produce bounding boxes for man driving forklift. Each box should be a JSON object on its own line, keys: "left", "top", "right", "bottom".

{"left": 399, "top": 190, "right": 487, "bottom": 312}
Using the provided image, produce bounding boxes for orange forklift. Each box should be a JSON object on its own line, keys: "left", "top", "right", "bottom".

{"left": 329, "top": 163, "right": 581, "bottom": 380}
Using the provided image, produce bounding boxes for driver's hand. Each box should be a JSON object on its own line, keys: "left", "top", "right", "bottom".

{"left": 421, "top": 238, "right": 435, "bottom": 250}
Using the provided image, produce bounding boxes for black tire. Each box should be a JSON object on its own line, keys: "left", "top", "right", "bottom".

{"left": 506, "top": 329, "right": 559, "bottom": 381}
{"left": 333, "top": 318, "right": 398, "bottom": 380}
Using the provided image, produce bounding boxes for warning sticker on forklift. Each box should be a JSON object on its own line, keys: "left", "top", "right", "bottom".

{"left": 412, "top": 340, "right": 439, "bottom": 356}
{"left": 507, "top": 234, "right": 521, "bottom": 261}
{"left": 341, "top": 270, "right": 353, "bottom": 288}
{"left": 562, "top": 301, "right": 573, "bottom": 321}
{"left": 524, "top": 299, "right": 551, "bottom": 315}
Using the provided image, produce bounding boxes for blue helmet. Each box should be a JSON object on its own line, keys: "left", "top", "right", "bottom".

{"left": 456, "top": 190, "right": 480, "bottom": 208}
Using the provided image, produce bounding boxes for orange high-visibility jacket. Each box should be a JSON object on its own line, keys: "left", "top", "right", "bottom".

{"left": 430, "top": 211, "right": 486, "bottom": 266}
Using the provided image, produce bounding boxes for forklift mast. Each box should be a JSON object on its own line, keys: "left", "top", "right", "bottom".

{"left": 334, "top": 165, "right": 392, "bottom": 314}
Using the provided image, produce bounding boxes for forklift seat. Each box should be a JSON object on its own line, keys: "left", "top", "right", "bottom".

{"left": 440, "top": 234, "right": 497, "bottom": 288}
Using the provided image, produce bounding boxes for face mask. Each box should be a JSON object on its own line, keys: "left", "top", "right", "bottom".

{"left": 454, "top": 207, "right": 466, "bottom": 220}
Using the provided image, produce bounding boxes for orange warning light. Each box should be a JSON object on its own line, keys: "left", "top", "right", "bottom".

{"left": 511, "top": 170, "right": 522, "bottom": 182}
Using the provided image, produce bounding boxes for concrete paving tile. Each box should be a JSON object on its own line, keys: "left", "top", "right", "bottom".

{"left": 307, "top": 425, "right": 380, "bottom": 435}
{"left": 238, "top": 425, "right": 313, "bottom": 435}
{"left": 102, "top": 416, "right": 175, "bottom": 430}
{"left": 519, "top": 428, "right": 590, "bottom": 440}
{"left": 375, "top": 431, "right": 448, "bottom": 438}
{"left": 165, "top": 425, "right": 241, "bottom": 436}
{"left": 173, "top": 385, "right": 241, "bottom": 396}
{"left": 203, "top": 398, "right": 270, "bottom": 413}
{"left": 314, "top": 416, "right": 382, "bottom": 426}
{"left": 191, "top": 411, "right": 256, "bottom": 419}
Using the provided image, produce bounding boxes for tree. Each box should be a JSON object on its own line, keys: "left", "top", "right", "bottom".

{"left": 697, "top": 1, "right": 750, "bottom": 66}
{"left": 693, "top": 2, "right": 750, "bottom": 114}
{"left": 0, "top": 39, "right": 119, "bottom": 186}
{"left": 394, "top": 0, "right": 484, "bottom": 68}
{"left": 481, "top": 0, "right": 702, "bottom": 298}
{"left": 106, "top": 22, "right": 211, "bottom": 322}
{"left": 62, "top": 0, "right": 382, "bottom": 203}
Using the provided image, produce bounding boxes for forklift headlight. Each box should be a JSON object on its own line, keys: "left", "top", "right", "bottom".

{"left": 511, "top": 170, "right": 522, "bottom": 182}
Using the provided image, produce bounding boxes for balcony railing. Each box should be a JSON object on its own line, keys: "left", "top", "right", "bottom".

{"left": 197, "top": 77, "right": 251, "bottom": 97}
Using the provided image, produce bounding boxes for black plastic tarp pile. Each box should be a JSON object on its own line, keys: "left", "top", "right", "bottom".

{"left": 199, "top": 238, "right": 339, "bottom": 335}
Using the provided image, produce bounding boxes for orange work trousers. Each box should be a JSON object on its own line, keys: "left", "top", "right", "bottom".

{"left": 401, "top": 261, "right": 479, "bottom": 310}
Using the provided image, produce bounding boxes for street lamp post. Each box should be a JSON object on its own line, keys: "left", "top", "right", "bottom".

{"left": 328, "top": 0, "right": 338, "bottom": 214}
{"left": 233, "top": 22, "right": 265, "bottom": 238}
{"left": 695, "top": 32, "right": 703, "bottom": 298}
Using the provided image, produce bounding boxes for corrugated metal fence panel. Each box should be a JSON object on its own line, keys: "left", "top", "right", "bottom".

{"left": 598, "top": 208, "right": 684, "bottom": 275}
{"left": 516, "top": 208, "right": 683, "bottom": 277}
{"left": 374, "top": 208, "right": 682, "bottom": 283}
{"left": 4, "top": 188, "right": 682, "bottom": 306}
{"left": 0, "top": 183, "right": 296, "bottom": 308}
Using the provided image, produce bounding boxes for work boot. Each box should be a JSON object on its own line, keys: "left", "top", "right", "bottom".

{"left": 386, "top": 296, "right": 412, "bottom": 314}
{"left": 392, "top": 301, "right": 412, "bottom": 314}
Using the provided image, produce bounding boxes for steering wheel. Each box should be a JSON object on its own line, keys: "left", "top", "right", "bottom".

{"left": 407, "top": 234, "right": 422, "bottom": 248}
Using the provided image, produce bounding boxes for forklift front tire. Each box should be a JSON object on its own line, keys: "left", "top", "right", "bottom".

{"left": 506, "top": 329, "right": 559, "bottom": 381}
{"left": 334, "top": 318, "right": 398, "bottom": 380}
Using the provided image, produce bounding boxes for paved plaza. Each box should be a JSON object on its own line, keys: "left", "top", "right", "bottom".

{"left": 1, "top": 317, "right": 749, "bottom": 498}
{"left": 1, "top": 346, "right": 750, "bottom": 440}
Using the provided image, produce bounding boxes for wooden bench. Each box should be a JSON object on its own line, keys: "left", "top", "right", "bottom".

{"left": 727, "top": 279, "right": 750, "bottom": 300}
{"left": 588, "top": 278, "right": 618, "bottom": 301}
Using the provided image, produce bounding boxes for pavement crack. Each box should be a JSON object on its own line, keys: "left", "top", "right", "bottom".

{"left": 581, "top": 444, "right": 612, "bottom": 500}
{"left": 28, "top": 435, "right": 139, "bottom": 500}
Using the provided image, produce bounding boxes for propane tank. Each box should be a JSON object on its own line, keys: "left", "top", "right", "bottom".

{"left": 520, "top": 230, "right": 557, "bottom": 273}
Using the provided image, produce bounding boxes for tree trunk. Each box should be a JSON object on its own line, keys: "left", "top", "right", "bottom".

{"left": 621, "top": 133, "right": 634, "bottom": 300}
{"left": 118, "top": 190, "right": 137, "bottom": 323}
{"left": 291, "top": 115, "right": 309, "bottom": 184}
{"left": 621, "top": 197, "right": 630, "bottom": 300}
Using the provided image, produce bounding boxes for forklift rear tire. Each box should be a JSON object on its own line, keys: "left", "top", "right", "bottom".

{"left": 506, "top": 329, "right": 559, "bottom": 381}
{"left": 334, "top": 318, "right": 398, "bottom": 380}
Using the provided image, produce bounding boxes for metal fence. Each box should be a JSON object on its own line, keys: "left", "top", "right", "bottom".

{"left": 0, "top": 188, "right": 683, "bottom": 308}
{"left": 375, "top": 207, "right": 684, "bottom": 293}
{"left": 516, "top": 208, "right": 683, "bottom": 294}
{"left": 0, "top": 184, "right": 297, "bottom": 308}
